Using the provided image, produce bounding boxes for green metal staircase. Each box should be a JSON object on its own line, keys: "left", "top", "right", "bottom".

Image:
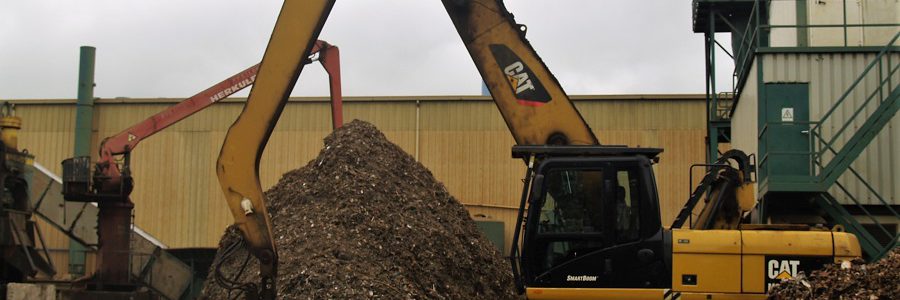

{"left": 808, "top": 31, "right": 900, "bottom": 261}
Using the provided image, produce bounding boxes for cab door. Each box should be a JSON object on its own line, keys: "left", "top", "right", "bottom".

{"left": 521, "top": 156, "right": 669, "bottom": 288}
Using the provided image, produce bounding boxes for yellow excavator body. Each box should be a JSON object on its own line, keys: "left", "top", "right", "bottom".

{"left": 525, "top": 229, "right": 859, "bottom": 299}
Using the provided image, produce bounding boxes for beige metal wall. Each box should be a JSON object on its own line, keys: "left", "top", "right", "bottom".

{"left": 731, "top": 62, "right": 761, "bottom": 202}
{"left": 807, "top": 0, "right": 898, "bottom": 47}
{"left": 768, "top": 0, "right": 898, "bottom": 47}
{"left": 769, "top": 0, "right": 800, "bottom": 47}
{"left": 761, "top": 52, "right": 900, "bottom": 206}
{"left": 12, "top": 95, "right": 706, "bottom": 254}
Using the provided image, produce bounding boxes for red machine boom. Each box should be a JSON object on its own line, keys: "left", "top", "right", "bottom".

{"left": 96, "top": 41, "right": 342, "bottom": 190}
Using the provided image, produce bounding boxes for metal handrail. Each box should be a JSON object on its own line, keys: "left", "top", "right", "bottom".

{"left": 817, "top": 192, "right": 889, "bottom": 261}
{"left": 758, "top": 121, "right": 816, "bottom": 180}
{"left": 812, "top": 31, "right": 900, "bottom": 134}
{"left": 831, "top": 179, "right": 895, "bottom": 239}
{"left": 736, "top": 0, "right": 759, "bottom": 56}
{"left": 813, "top": 133, "right": 900, "bottom": 219}
{"left": 757, "top": 120, "right": 819, "bottom": 139}
{"left": 757, "top": 0, "right": 900, "bottom": 48}
{"left": 710, "top": 93, "right": 735, "bottom": 121}
{"left": 734, "top": 26, "right": 760, "bottom": 92}
{"left": 763, "top": 23, "right": 900, "bottom": 29}
{"left": 814, "top": 58, "right": 900, "bottom": 158}
{"left": 728, "top": 0, "right": 900, "bottom": 103}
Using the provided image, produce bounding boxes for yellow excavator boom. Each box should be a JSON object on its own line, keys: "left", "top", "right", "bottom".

{"left": 442, "top": 1, "right": 598, "bottom": 145}
{"left": 215, "top": 1, "right": 335, "bottom": 298}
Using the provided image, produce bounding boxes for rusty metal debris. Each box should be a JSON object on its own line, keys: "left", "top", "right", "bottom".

{"left": 769, "top": 249, "right": 900, "bottom": 299}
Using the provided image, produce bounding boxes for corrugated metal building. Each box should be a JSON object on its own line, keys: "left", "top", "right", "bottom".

{"left": 732, "top": 52, "right": 900, "bottom": 206}
{"left": 11, "top": 94, "right": 707, "bottom": 276}
{"left": 695, "top": 0, "right": 899, "bottom": 259}
{"left": 761, "top": 52, "right": 899, "bottom": 205}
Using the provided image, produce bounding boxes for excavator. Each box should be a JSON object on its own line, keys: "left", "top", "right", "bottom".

{"left": 215, "top": 1, "right": 862, "bottom": 299}
{"left": 60, "top": 41, "right": 340, "bottom": 296}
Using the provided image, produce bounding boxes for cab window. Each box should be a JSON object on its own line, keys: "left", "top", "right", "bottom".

{"left": 532, "top": 165, "right": 647, "bottom": 274}
{"left": 537, "top": 169, "right": 604, "bottom": 234}
{"left": 615, "top": 169, "right": 641, "bottom": 243}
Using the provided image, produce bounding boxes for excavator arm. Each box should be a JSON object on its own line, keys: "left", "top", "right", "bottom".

{"left": 671, "top": 149, "right": 756, "bottom": 230}
{"left": 215, "top": 1, "right": 336, "bottom": 299}
{"left": 442, "top": 1, "right": 597, "bottom": 145}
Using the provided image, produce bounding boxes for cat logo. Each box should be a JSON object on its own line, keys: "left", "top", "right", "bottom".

{"left": 768, "top": 259, "right": 800, "bottom": 282}
{"left": 504, "top": 62, "right": 536, "bottom": 94}
{"left": 763, "top": 256, "right": 830, "bottom": 291}
{"left": 489, "top": 44, "right": 551, "bottom": 106}
{"left": 767, "top": 259, "right": 800, "bottom": 290}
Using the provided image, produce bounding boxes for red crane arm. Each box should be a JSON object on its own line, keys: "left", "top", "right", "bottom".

{"left": 314, "top": 40, "right": 342, "bottom": 130}
{"left": 95, "top": 41, "right": 341, "bottom": 185}
{"left": 99, "top": 64, "right": 260, "bottom": 160}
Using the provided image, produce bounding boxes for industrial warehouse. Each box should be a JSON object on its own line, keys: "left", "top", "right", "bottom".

{"left": 1, "top": 0, "right": 898, "bottom": 299}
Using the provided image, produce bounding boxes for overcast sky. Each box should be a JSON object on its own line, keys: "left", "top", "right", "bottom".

{"left": 0, "top": 0, "right": 735, "bottom": 99}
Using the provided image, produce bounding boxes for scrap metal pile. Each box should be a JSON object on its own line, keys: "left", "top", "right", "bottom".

{"left": 769, "top": 249, "right": 900, "bottom": 299}
{"left": 202, "top": 120, "right": 516, "bottom": 299}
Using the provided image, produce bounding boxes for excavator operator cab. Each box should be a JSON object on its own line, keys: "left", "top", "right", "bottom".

{"left": 511, "top": 145, "right": 671, "bottom": 290}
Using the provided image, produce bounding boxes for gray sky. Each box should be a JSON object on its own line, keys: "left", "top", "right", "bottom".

{"left": 0, "top": 0, "right": 735, "bottom": 99}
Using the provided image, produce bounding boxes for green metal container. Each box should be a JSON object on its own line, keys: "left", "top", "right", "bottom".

{"left": 474, "top": 220, "right": 504, "bottom": 252}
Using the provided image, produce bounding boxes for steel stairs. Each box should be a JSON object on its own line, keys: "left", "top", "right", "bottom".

{"left": 808, "top": 32, "right": 900, "bottom": 261}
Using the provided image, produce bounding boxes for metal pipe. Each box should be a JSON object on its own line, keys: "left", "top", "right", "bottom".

{"left": 69, "top": 45, "right": 95, "bottom": 277}
{"left": 415, "top": 100, "right": 420, "bottom": 161}
{"left": 509, "top": 157, "right": 534, "bottom": 295}
{"left": 74, "top": 46, "right": 95, "bottom": 157}
{"left": 707, "top": 11, "right": 719, "bottom": 163}
{"left": 843, "top": 0, "right": 848, "bottom": 46}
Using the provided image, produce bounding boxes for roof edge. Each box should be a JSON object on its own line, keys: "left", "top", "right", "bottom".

{"left": 6, "top": 94, "right": 708, "bottom": 105}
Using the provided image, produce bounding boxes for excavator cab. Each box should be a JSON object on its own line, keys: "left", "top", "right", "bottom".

{"left": 512, "top": 145, "right": 670, "bottom": 290}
